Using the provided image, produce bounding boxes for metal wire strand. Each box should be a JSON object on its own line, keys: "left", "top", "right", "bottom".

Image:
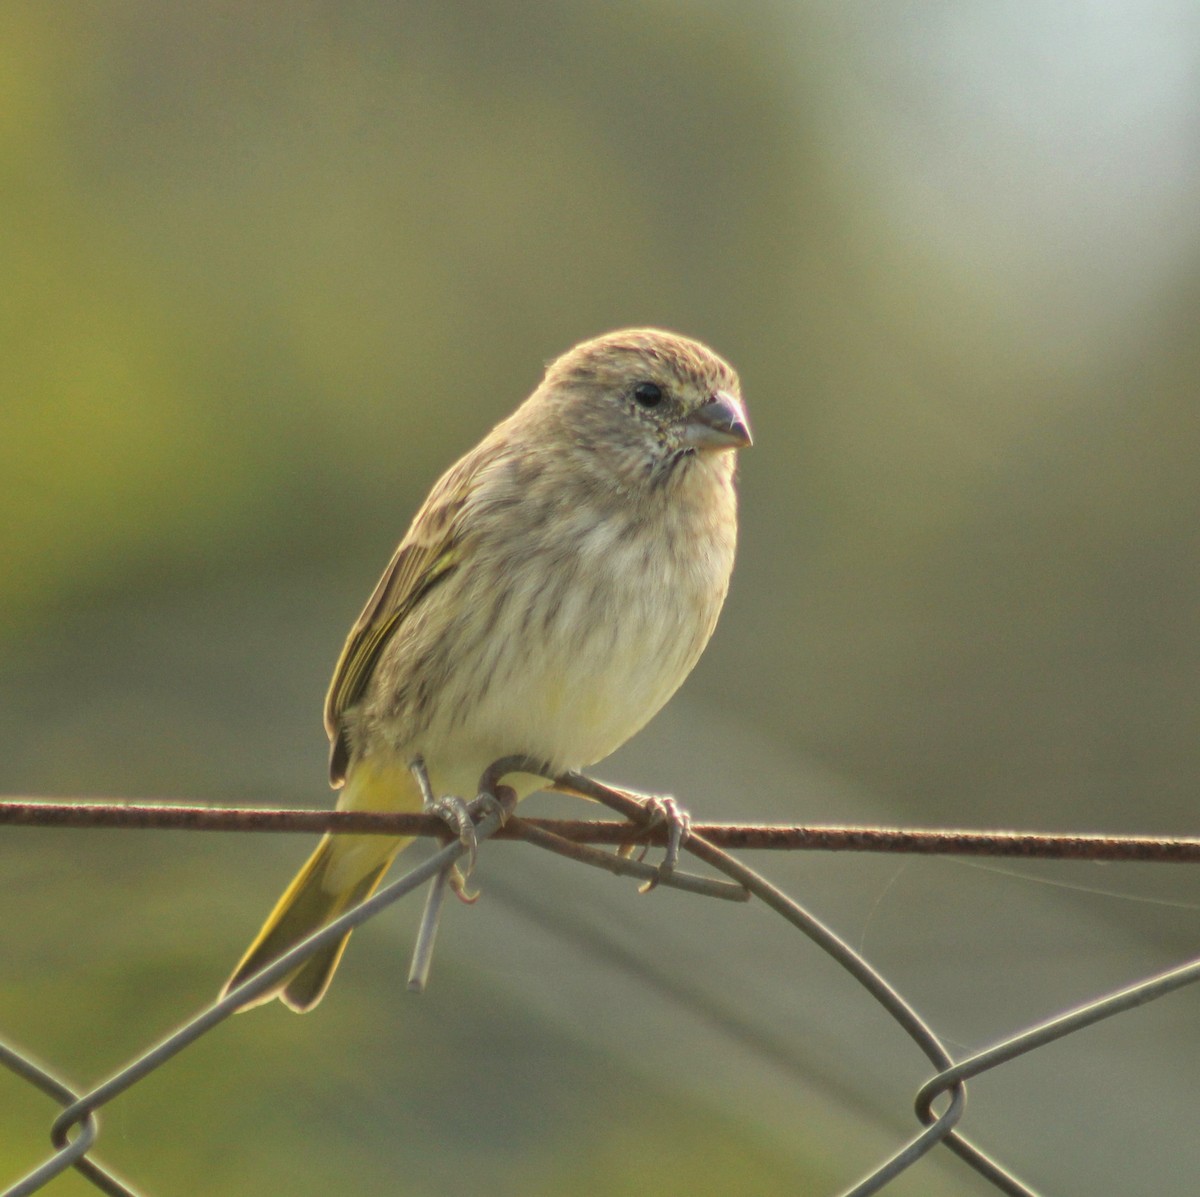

{"left": 915, "top": 953, "right": 1200, "bottom": 1121}
{"left": 0, "top": 1039, "right": 138, "bottom": 1197}
{"left": 3, "top": 797, "right": 1199, "bottom": 863}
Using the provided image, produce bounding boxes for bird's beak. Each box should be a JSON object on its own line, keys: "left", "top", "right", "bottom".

{"left": 684, "top": 390, "right": 752, "bottom": 452}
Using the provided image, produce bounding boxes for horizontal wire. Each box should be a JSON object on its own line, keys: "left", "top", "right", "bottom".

{"left": 2, "top": 798, "right": 1198, "bottom": 862}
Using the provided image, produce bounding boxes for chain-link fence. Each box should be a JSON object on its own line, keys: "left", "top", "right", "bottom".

{"left": 3, "top": 762, "right": 1198, "bottom": 1197}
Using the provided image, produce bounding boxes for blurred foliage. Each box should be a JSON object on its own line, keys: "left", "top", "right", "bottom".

{"left": 4, "top": 2, "right": 1200, "bottom": 1194}
{"left": 1, "top": 0, "right": 808, "bottom": 620}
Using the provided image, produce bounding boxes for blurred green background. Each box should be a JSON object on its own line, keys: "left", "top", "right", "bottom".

{"left": 3, "top": 3, "right": 1199, "bottom": 1194}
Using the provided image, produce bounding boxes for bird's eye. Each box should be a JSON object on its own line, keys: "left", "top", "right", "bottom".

{"left": 633, "top": 381, "right": 664, "bottom": 408}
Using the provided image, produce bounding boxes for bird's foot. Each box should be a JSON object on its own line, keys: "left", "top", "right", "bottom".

{"left": 635, "top": 794, "right": 692, "bottom": 892}
{"left": 410, "top": 755, "right": 479, "bottom": 877}
{"left": 468, "top": 786, "right": 513, "bottom": 827}
{"left": 428, "top": 793, "right": 478, "bottom": 877}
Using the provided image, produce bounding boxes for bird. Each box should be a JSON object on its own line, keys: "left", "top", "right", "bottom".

{"left": 222, "top": 328, "right": 751, "bottom": 1011}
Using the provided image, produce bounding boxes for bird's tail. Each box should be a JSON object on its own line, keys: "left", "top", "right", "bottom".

{"left": 222, "top": 831, "right": 406, "bottom": 1013}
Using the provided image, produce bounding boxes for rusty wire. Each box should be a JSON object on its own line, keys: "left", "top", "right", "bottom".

{"left": 2, "top": 797, "right": 1196, "bottom": 862}
{"left": 2, "top": 767, "right": 1198, "bottom": 1197}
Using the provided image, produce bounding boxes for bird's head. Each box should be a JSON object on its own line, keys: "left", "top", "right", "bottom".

{"left": 533, "top": 328, "right": 751, "bottom": 491}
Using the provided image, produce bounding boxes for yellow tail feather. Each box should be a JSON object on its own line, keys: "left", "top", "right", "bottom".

{"left": 222, "top": 833, "right": 402, "bottom": 1012}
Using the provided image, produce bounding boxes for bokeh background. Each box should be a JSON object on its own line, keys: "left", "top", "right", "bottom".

{"left": 3, "top": 3, "right": 1199, "bottom": 1194}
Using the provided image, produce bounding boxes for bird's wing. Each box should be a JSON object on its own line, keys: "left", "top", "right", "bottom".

{"left": 322, "top": 448, "right": 486, "bottom": 785}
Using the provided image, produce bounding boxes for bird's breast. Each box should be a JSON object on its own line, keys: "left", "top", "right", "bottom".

{"left": 413, "top": 476, "right": 737, "bottom": 775}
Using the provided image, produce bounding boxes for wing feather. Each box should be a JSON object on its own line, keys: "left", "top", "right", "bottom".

{"left": 322, "top": 449, "right": 486, "bottom": 784}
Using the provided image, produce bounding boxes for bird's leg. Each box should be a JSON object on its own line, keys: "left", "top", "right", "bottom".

{"left": 406, "top": 761, "right": 520, "bottom": 993}
{"left": 467, "top": 785, "right": 512, "bottom": 828}
{"left": 410, "top": 754, "right": 478, "bottom": 877}
{"left": 407, "top": 755, "right": 479, "bottom": 994}
{"left": 613, "top": 791, "right": 692, "bottom": 892}
{"left": 635, "top": 794, "right": 692, "bottom": 889}
{"left": 556, "top": 770, "right": 695, "bottom": 891}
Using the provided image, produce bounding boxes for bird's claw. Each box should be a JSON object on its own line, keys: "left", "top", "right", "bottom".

{"left": 636, "top": 795, "right": 692, "bottom": 892}
{"left": 429, "top": 794, "right": 479, "bottom": 877}
{"left": 469, "top": 787, "right": 513, "bottom": 827}
{"left": 410, "top": 755, "right": 486, "bottom": 877}
{"left": 447, "top": 864, "right": 480, "bottom": 904}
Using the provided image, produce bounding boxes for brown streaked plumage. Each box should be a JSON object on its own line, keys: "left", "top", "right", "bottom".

{"left": 224, "top": 329, "right": 751, "bottom": 1011}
